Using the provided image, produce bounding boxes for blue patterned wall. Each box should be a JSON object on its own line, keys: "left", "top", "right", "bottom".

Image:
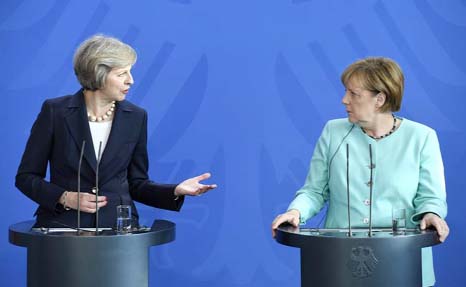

{"left": 1, "top": 0, "right": 465, "bottom": 286}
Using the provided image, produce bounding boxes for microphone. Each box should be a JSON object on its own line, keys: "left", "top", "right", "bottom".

{"left": 368, "top": 144, "right": 374, "bottom": 237}
{"left": 346, "top": 144, "right": 352, "bottom": 237}
{"left": 77, "top": 140, "right": 86, "bottom": 234}
{"left": 95, "top": 141, "right": 103, "bottom": 234}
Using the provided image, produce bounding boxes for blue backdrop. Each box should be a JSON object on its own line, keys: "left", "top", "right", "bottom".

{"left": 1, "top": 0, "right": 465, "bottom": 286}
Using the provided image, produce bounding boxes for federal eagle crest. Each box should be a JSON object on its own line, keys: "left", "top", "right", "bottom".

{"left": 347, "top": 246, "right": 379, "bottom": 278}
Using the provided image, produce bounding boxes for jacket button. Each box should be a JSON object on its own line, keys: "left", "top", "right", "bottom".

{"left": 363, "top": 218, "right": 369, "bottom": 224}
{"left": 364, "top": 199, "right": 371, "bottom": 205}
{"left": 91, "top": 187, "right": 97, "bottom": 194}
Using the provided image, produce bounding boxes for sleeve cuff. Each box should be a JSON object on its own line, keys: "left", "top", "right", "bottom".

{"left": 411, "top": 209, "right": 444, "bottom": 225}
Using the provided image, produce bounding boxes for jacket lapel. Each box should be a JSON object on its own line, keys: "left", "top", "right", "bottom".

{"left": 98, "top": 100, "right": 134, "bottom": 183}
{"left": 64, "top": 90, "right": 97, "bottom": 172}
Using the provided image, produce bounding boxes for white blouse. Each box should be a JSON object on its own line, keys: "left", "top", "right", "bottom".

{"left": 88, "top": 121, "right": 113, "bottom": 159}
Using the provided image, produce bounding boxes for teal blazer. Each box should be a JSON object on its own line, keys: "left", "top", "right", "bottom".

{"left": 288, "top": 118, "right": 447, "bottom": 286}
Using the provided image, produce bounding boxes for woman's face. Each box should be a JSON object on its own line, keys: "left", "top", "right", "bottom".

{"left": 342, "top": 77, "right": 379, "bottom": 124}
{"left": 100, "top": 65, "right": 134, "bottom": 102}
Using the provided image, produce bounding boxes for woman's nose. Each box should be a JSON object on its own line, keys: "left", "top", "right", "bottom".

{"left": 126, "top": 72, "right": 134, "bottom": 85}
{"left": 342, "top": 93, "right": 349, "bottom": 105}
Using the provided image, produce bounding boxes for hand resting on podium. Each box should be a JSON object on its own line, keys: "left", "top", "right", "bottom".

{"left": 420, "top": 212, "right": 449, "bottom": 242}
{"left": 271, "top": 209, "right": 300, "bottom": 238}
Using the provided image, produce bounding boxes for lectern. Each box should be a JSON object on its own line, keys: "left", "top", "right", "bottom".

{"left": 9, "top": 220, "right": 175, "bottom": 287}
{"left": 275, "top": 225, "right": 440, "bottom": 287}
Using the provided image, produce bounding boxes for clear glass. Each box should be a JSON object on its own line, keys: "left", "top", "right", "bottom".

{"left": 116, "top": 205, "right": 132, "bottom": 233}
{"left": 392, "top": 208, "right": 406, "bottom": 235}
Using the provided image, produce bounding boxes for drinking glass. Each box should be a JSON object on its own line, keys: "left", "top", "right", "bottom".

{"left": 116, "top": 205, "right": 132, "bottom": 233}
{"left": 392, "top": 208, "right": 406, "bottom": 235}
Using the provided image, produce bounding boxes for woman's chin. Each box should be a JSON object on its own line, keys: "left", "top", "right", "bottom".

{"left": 347, "top": 115, "right": 357, "bottom": 123}
{"left": 115, "top": 94, "right": 126, "bottom": 102}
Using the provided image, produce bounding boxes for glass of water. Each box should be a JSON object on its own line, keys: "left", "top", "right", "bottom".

{"left": 392, "top": 208, "right": 406, "bottom": 235}
{"left": 116, "top": 205, "right": 132, "bottom": 234}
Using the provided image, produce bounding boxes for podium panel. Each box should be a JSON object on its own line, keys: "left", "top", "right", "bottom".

{"left": 275, "top": 226, "right": 440, "bottom": 287}
{"left": 9, "top": 220, "right": 175, "bottom": 287}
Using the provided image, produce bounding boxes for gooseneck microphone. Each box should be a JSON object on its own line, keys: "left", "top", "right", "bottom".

{"left": 95, "top": 141, "right": 103, "bottom": 234}
{"left": 77, "top": 140, "right": 86, "bottom": 234}
{"left": 368, "top": 144, "right": 374, "bottom": 237}
{"left": 346, "top": 144, "right": 352, "bottom": 237}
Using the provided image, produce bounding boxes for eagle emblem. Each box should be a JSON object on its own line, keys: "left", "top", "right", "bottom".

{"left": 347, "top": 246, "right": 378, "bottom": 278}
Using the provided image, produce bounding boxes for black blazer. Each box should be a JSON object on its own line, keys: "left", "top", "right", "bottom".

{"left": 16, "top": 90, "right": 183, "bottom": 228}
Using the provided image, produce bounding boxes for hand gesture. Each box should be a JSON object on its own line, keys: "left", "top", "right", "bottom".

{"left": 174, "top": 172, "right": 217, "bottom": 197}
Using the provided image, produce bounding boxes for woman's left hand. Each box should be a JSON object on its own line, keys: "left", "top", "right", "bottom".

{"left": 174, "top": 172, "right": 217, "bottom": 197}
{"left": 420, "top": 213, "right": 450, "bottom": 242}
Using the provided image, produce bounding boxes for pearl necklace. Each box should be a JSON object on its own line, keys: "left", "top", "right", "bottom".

{"left": 361, "top": 114, "right": 397, "bottom": 140}
{"left": 88, "top": 101, "right": 116, "bottom": 122}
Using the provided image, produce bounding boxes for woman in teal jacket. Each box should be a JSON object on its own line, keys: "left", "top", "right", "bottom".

{"left": 272, "top": 57, "right": 449, "bottom": 287}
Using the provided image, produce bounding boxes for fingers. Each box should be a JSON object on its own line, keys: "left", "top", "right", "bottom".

{"left": 271, "top": 215, "right": 290, "bottom": 237}
{"left": 191, "top": 187, "right": 209, "bottom": 196}
{"left": 421, "top": 213, "right": 450, "bottom": 242}
{"left": 420, "top": 218, "right": 427, "bottom": 230}
{"left": 197, "top": 184, "right": 217, "bottom": 194}
{"left": 291, "top": 215, "right": 300, "bottom": 227}
{"left": 80, "top": 202, "right": 107, "bottom": 213}
{"left": 439, "top": 222, "right": 450, "bottom": 242}
{"left": 430, "top": 217, "right": 450, "bottom": 242}
{"left": 195, "top": 172, "right": 211, "bottom": 182}
{"left": 81, "top": 193, "right": 107, "bottom": 202}
{"left": 271, "top": 216, "right": 286, "bottom": 238}
{"left": 271, "top": 211, "right": 300, "bottom": 238}
{"left": 78, "top": 193, "right": 107, "bottom": 213}
{"left": 271, "top": 215, "right": 286, "bottom": 230}
{"left": 176, "top": 180, "right": 217, "bottom": 197}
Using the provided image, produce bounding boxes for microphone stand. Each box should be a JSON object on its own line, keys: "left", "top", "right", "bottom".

{"left": 77, "top": 141, "right": 86, "bottom": 235}
{"left": 368, "top": 144, "right": 374, "bottom": 237}
{"left": 95, "top": 141, "right": 103, "bottom": 235}
{"left": 346, "top": 144, "right": 352, "bottom": 237}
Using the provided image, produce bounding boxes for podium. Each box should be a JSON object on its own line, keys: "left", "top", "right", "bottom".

{"left": 9, "top": 220, "right": 175, "bottom": 287}
{"left": 275, "top": 225, "right": 440, "bottom": 287}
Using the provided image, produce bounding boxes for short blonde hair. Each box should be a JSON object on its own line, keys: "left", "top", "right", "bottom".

{"left": 73, "top": 34, "right": 137, "bottom": 90}
{"left": 341, "top": 57, "right": 404, "bottom": 112}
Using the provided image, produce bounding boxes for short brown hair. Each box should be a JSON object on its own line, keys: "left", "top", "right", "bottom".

{"left": 73, "top": 34, "right": 137, "bottom": 90}
{"left": 341, "top": 57, "right": 404, "bottom": 112}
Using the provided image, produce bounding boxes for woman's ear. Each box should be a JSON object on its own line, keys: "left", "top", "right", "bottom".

{"left": 376, "top": 92, "right": 386, "bottom": 108}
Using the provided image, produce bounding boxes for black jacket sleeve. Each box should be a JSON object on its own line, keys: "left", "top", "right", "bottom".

{"left": 127, "top": 110, "right": 184, "bottom": 211}
{"left": 15, "top": 100, "right": 66, "bottom": 213}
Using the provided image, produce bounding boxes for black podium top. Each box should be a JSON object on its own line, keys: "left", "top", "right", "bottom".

{"left": 275, "top": 225, "right": 440, "bottom": 249}
{"left": 9, "top": 219, "right": 175, "bottom": 248}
